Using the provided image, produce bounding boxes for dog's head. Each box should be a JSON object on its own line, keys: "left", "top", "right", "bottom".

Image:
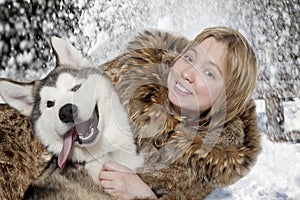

{"left": 0, "top": 37, "right": 108, "bottom": 169}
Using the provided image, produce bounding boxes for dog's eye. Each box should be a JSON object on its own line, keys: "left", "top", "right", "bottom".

{"left": 47, "top": 101, "right": 55, "bottom": 108}
{"left": 71, "top": 84, "right": 81, "bottom": 92}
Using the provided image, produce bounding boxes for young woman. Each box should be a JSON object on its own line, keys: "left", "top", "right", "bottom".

{"left": 99, "top": 26, "right": 261, "bottom": 199}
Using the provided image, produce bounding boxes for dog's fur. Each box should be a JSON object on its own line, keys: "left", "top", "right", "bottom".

{"left": 0, "top": 37, "right": 143, "bottom": 199}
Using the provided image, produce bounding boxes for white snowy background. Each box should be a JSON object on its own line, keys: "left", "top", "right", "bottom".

{"left": 1, "top": 0, "right": 299, "bottom": 199}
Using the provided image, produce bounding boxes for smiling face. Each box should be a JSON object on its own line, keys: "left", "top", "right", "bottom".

{"left": 167, "top": 37, "right": 226, "bottom": 117}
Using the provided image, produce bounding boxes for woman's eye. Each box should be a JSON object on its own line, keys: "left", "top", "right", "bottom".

{"left": 184, "top": 55, "right": 193, "bottom": 63}
{"left": 46, "top": 101, "right": 55, "bottom": 108}
{"left": 205, "top": 71, "right": 215, "bottom": 79}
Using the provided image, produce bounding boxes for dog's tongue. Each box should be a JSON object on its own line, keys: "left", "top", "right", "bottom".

{"left": 58, "top": 127, "right": 77, "bottom": 169}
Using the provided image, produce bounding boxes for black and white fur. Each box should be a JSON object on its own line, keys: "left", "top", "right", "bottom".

{"left": 0, "top": 37, "right": 143, "bottom": 186}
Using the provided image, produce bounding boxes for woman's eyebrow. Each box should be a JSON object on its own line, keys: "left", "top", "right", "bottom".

{"left": 209, "top": 61, "right": 223, "bottom": 77}
{"left": 189, "top": 48, "right": 198, "bottom": 56}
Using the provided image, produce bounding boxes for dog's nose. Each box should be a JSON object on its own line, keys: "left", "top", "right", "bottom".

{"left": 59, "top": 104, "right": 78, "bottom": 123}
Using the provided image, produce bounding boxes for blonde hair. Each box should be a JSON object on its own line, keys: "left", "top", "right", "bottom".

{"left": 184, "top": 26, "right": 258, "bottom": 129}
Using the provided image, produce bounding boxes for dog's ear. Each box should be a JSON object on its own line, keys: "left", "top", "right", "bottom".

{"left": 0, "top": 79, "right": 35, "bottom": 116}
{"left": 50, "top": 36, "right": 85, "bottom": 67}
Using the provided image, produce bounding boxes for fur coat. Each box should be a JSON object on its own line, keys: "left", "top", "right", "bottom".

{"left": 0, "top": 104, "right": 52, "bottom": 200}
{"left": 101, "top": 30, "right": 261, "bottom": 199}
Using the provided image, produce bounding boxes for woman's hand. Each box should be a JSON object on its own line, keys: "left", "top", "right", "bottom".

{"left": 99, "top": 162, "right": 157, "bottom": 199}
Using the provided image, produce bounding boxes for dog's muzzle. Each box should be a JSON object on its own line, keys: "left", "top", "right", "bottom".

{"left": 57, "top": 105, "right": 100, "bottom": 169}
{"left": 73, "top": 105, "right": 100, "bottom": 144}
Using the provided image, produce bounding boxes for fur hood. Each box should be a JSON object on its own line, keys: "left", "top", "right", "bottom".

{"left": 102, "top": 30, "right": 261, "bottom": 199}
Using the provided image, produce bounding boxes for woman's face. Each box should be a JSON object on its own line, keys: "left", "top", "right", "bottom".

{"left": 167, "top": 37, "right": 226, "bottom": 116}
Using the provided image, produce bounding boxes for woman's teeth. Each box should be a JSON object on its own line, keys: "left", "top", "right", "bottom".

{"left": 175, "top": 83, "right": 191, "bottom": 95}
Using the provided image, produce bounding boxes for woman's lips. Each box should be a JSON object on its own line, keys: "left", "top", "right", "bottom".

{"left": 174, "top": 82, "right": 192, "bottom": 96}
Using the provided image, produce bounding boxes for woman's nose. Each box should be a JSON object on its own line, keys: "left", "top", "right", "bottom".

{"left": 182, "top": 67, "right": 195, "bottom": 83}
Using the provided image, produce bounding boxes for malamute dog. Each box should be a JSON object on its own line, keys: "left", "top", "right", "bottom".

{"left": 0, "top": 37, "right": 143, "bottom": 198}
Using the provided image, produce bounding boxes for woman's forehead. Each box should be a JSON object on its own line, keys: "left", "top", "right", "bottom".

{"left": 191, "top": 38, "right": 227, "bottom": 74}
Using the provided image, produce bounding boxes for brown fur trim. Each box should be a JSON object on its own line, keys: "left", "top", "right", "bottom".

{"left": 102, "top": 30, "right": 189, "bottom": 85}
{"left": 127, "top": 29, "right": 189, "bottom": 54}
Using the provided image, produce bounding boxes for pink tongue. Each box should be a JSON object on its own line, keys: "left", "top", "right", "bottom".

{"left": 58, "top": 127, "right": 77, "bottom": 169}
